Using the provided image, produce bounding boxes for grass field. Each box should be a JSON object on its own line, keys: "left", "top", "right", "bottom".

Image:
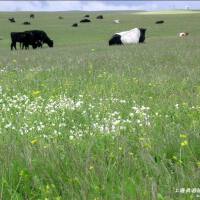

{"left": 0, "top": 10, "right": 200, "bottom": 200}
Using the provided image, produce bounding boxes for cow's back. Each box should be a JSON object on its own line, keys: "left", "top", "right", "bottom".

{"left": 120, "top": 28, "right": 140, "bottom": 44}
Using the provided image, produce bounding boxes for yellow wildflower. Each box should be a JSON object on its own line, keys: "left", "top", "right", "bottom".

{"left": 19, "top": 170, "right": 24, "bottom": 176}
{"left": 89, "top": 166, "right": 94, "bottom": 170}
{"left": 181, "top": 140, "right": 188, "bottom": 147}
{"left": 31, "top": 139, "right": 37, "bottom": 145}
{"left": 172, "top": 156, "right": 177, "bottom": 160}
{"left": 32, "top": 90, "right": 41, "bottom": 96}
{"left": 180, "top": 134, "right": 187, "bottom": 139}
{"left": 178, "top": 159, "right": 183, "bottom": 165}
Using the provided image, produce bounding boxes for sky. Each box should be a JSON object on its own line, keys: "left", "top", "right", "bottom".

{"left": 0, "top": 1, "right": 200, "bottom": 12}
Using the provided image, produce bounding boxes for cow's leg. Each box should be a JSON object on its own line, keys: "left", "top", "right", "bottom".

{"left": 11, "top": 42, "right": 16, "bottom": 50}
{"left": 25, "top": 43, "right": 28, "bottom": 49}
{"left": 22, "top": 42, "right": 29, "bottom": 50}
{"left": 10, "top": 43, "right": 13, "bottom": 50}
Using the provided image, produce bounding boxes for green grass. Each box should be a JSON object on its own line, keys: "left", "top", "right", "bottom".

{"left": 0, "top": 11, "right": 200, "bottom": 200}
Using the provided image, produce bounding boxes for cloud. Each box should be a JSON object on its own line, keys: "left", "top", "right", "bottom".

{"left": 0, "top": 1, "right": 200, "bottom": 12}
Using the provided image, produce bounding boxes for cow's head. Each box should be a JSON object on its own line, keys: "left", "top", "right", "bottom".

{"left": 140, "top": 28, "right": 146, "bottom": 34}
{"left": 48, "top": 39, "right": 54, "bottom": 47}
{"left": 139, "top": 28, "right": 147, "bottom": 43}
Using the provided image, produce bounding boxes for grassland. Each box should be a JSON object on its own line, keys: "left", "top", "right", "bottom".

{"left": 0, "top": 10, "right": 200, "bottom": 200}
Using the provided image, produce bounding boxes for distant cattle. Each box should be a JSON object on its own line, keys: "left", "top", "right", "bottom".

{"left": 72, "top": 23, "right": 78, "bottom": 27}
{"left": 113, "top": 19, "right": 120, "bottom": 24}
{"left": 80, "top": 19, "right": 91, "bottom": 23}
{"left": 23, "top": 21, "right": 31, "bottom": 25}
{"left": 96, "top": 15, "right": 103, "bottom": 19}
{"left": 179, "top": 32, "right": 189, "bottom": 37}
{"left": 30, "top": 14, "right": 35, "bottom": 19}
{"left": 11, "top": 30, "right": 53, "bottom": 50}
{"left": 155, "top": 20, "right": 164, "bottom": 24}
{"left": 9, "top": 18, "right": 15, "bottom": 23}
{"left": 84, "top": 15, "right": 90, "bottom": 18}
{"left": 109, "top": 28, "right": 146, "bottom": 46}
{"left": 58, "top": 16, "right": 64, "bottom": 20}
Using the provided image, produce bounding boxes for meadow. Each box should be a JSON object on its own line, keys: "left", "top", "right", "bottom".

{"left": 0, "top": 10, "right": 200, "bottom": 199}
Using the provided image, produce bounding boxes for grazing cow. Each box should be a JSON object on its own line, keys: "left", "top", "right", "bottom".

{"left": 96, "top": 15, "right": 103, "bottom": 19}
{"left": 80, "top": 19, "right": 91, "bottom": 23}
{"left": 113, "top": 19, "right": 120, "bottom": 24}
{"left": 10, "top": 32, "right": 39, "bottom": 50}
{"left": 9, "top": 18, "right": 15, "bottom": 23}
{"left": 84, "top": 15, "right": 90, "bottom": 18}
{"left": 179, "top": 32, "right": 189, "bottom": 37}
{"left": 109, "top": 28, "right": 146, "bottom": 46}
{"left": 155, "top": 20, "right": 164, "bottom": 24}
{"left": 72, "top": 23, "right": 78, "bottom": 27}
{"left": 58, "top": 16, "right": 64, "bottom": 20}
{"left": 10, "top": 32, "right": 28, "bottom": 50}
{"left": 10, "top": 30, "right": 53, "bottom": 50}
{"left": 23, "top": 21, "right": 31, "bottom": 25}
{"left": 30, "top": 14, "right": 35, "bottom": 19}
{"left": 24, "top": 30, "right": 53, "bottom": 48}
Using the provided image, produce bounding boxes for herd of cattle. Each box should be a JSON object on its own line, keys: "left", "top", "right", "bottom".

{"left": 8, "top": 14, "right": 35, "bottom": 25}
{"left": 72, "top": 14, "right": 104, "bottom": 27}
{"left": 7, "top": 13, "right": 189, "bottom": 50}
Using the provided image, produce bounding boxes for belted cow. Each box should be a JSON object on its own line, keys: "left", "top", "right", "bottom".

{"left": 109, "top": 28, "right": 146, "bottom": 46}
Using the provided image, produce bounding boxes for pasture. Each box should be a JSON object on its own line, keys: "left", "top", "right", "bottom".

{"left": 0, "top": 11, "right": 200, "bottom": 199}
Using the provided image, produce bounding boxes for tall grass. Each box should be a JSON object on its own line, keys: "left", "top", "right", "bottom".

{"left": 0, "top": 11, "right": 200, "bottom": 199}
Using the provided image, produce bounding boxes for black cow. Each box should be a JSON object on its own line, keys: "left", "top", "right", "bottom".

{"left": 23, "top": 30, "right": 53, "bottom": 49}
{"left": 23, "top": 21, "right": 31, "bottom": 25}
{"left": 10, "top": 30, "right": 53, "bottom": 50}
{"left": 80, "top": 19, "right": 91, "bottom": 23}
{"left": 72, "top": 23, "right": 78, "bottom": 27}
{"left": 96, "top": 15, "right": 103, "bottom": 19}
{"left": 155, "top": 20, "right": 164, "bottom": 24}
{"left": 10, "top": 32, "right": 28, "bottom": 50}
{"left": 30, "top": 14, "right": 35, "bottom": 19}
{"left": 9, "top": 18, "right": 15, "bottom": 23}
{"left": 59, "top": 16, "right": 64, "bottom": 20}
{"left": 84, "top": 15, "right": 90, "bottom": 18}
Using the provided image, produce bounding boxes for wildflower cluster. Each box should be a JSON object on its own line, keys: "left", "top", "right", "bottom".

{"left": 0, "top": 87, "right": 151, "bottom": 140}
